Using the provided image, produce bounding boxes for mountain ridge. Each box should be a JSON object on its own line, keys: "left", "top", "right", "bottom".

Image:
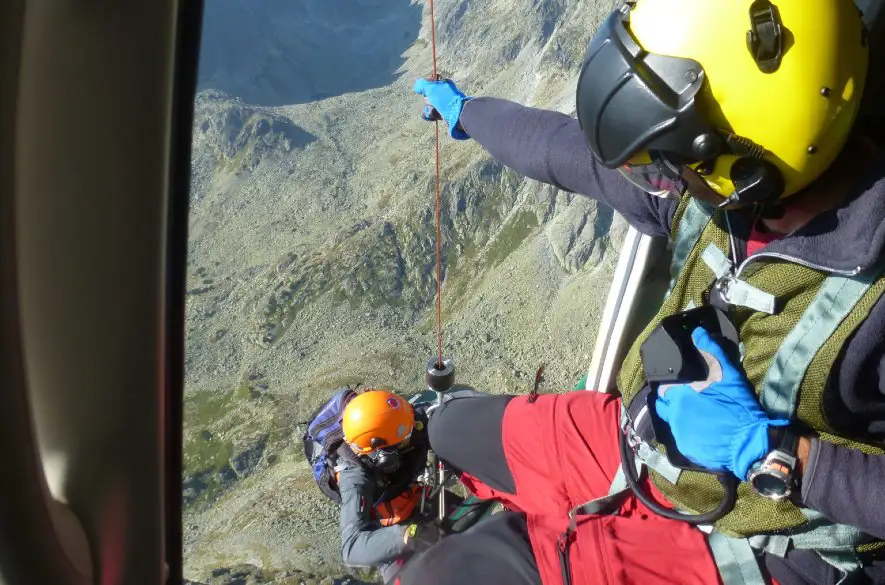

{"left": 184, "top": 1, "right": 618, "bottom": 581}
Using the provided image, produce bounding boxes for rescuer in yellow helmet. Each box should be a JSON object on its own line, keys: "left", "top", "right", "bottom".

{"left": 576, "top": 0, "right": 870, "bottom": 206}
{"left": 409, "top": 1, "right": 885, "bottom": 584}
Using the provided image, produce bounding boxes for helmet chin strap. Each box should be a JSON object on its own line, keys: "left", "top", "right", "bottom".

{"left": 370, "top": 447, "right": 402, "bottom": 473}
{"left": 366, "top": 438, "right": 402, "bottom": 473}
{"left": 649, "top": 135, "right": 786, "bottom": 210}
{"left": 678, "top": 165, "right": 734, "bottom": 207}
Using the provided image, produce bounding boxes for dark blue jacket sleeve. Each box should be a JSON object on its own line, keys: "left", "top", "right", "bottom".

{"left": 458, "top": 97, "right": 676, "bottom": 238}
{"left": 800, "top": 300, "right": 885, "bottom": 541}
{"left": 801, "top": 438, "right": 885, "bottom": 540}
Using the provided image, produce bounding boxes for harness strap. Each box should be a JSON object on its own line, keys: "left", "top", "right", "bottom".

{"left": 701, "top": 244, "right": 777, "bottom": 314}
{"left": 707, "top": 508, "right": 865, "bottom": 585}
{"left": 620, "top": 404, "right": 683, "bottom": 483}
{"left": 701, "top": 243, "right": 733, "bottom": 279}
{"left": 557, "top": 462, "right": 635, "bottom": 585}
{"left": 563, "top": 408, "right": 653, "bottom": 531}
{"left": 636, "top": 441, "right": 682, "bottom": 484}
{"left": 789, "top": 509, "right": 863, "bottom": 581}
{"left": 572, "top": 466, "right": 631, "bottom": 517}
{"left": 722, "top": 279, "right": 778, "bottom": 315}
{"left": 741, "top": 533, "right": 859, "bottom": 585}
{"left": 707, "top": 531, "right": 767, "bottom": 585}
{"left": 668, "top": 199, "right": 715, "bottom": 297}
{"left": 760, "top": 271, "right": 880, "bottom": 418}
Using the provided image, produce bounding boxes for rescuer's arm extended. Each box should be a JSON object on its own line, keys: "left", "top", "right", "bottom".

{"left": 458, "top": 96, "right": 677, "bottom": 239}
{"left": 413, "top": 78, "right": 677, "bottom": 238}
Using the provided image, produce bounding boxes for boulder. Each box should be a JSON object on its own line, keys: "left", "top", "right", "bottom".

{"left": 230, "top": 434, "right": 268, "bottom": 479}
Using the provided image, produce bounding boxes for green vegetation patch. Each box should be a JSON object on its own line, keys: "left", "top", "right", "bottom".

{"left": 439, "top": 205, "right": 538, "bottom": 322}
{"left": 183, "top": 385, "right": 292, "bottom": 509}
{"left": 185, "top": 388, "right": 240, "bottom": 431}
{"left": 184, "top": 433, "right": 234, "bottom": 477}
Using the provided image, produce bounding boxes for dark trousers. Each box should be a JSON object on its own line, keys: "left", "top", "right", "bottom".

{"left": 394, "top": 395, "right": 541, "bottom": 585}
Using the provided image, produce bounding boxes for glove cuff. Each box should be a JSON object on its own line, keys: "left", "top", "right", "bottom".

{"left": 446, "top": 97, "right": 471, "bottom": 140}
{"left": 731, "top": 420, "right": 773, "bottom": 480}
{"left": 403, "top": 523, "right": 432, "bottom": 553}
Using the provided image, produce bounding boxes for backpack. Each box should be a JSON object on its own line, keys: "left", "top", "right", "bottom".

{"left": 302, "top": 386, "right": 359, "bottom": 504}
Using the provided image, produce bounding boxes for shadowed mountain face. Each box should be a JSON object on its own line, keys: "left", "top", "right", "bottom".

{"left": 198, "top": 0, "right": 422, "bottom": 106}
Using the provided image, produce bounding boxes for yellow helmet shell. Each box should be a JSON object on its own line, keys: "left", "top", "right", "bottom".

{"left": 629, "top": 0, "right": 869, "bottom": 198}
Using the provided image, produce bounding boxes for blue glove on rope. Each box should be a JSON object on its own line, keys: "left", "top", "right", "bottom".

{"left": 655, "top": 327, "right": 789, "bottom": 480}
{"left": 413, "top": 78, "right": 471, "bottom": 140}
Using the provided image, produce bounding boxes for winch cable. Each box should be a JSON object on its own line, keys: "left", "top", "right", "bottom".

{"left": 426, "top": 0, "right": 450, "bottom": 522}
{"left": 429, "top": 0, "right": 444, "bottom": 370}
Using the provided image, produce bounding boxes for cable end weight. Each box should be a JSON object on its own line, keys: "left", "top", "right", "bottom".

{"left": 426, "top": 357, "right": 455, "bottom": 394}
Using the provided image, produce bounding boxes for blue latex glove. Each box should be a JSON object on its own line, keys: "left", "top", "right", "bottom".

{"left": 655, "top": 327, "right": 789, "bottom": 480}
{"left": 413, "top": 78, "right": 471, "bottom": 140}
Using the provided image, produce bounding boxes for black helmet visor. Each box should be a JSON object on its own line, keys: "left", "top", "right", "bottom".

{"left": 576, "top": 8, "right": 722, "bottom": 168}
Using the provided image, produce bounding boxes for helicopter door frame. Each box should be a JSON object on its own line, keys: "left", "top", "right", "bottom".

{"left": 0, "top": 0, "right": 202, "bottom": 584}
{"left": 583, "top": 227, "right": 667, "bottom": 393}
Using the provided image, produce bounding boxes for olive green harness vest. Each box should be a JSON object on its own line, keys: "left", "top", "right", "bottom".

{"left": 617, "top": 196, "right": 885, "bottom": 539}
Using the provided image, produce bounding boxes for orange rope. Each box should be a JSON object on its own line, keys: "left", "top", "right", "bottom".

{"left": 429, "top": 0, "right": 443, "bottom": 369}
{"left": 430, "top": 0, "right": 438, "bottom": 79}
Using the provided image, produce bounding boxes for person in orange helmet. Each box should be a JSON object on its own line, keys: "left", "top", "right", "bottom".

{"left": 334, "top": 389, "right": 445, "bottom": 583}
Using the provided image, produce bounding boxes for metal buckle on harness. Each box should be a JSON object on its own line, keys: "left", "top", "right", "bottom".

{"left": 712, "top": 273, "right": 778, "bottom": 315}
{"left": 619, "top": 405, "right": 644, "bottom": 453}
{"left": 714, "top": 275, "right": 732, "bottom": 298}
{"left": 625, "top": 425, "right": 643, "bottom": 452}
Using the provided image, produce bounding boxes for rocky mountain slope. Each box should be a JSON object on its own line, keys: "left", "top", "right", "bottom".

{"left": 183, "top": 0, "right": 622, "bottom": 582}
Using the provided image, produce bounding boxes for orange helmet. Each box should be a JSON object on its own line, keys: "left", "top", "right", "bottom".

{"left": 342, "top": 390, "right": 414, "bottom": 455}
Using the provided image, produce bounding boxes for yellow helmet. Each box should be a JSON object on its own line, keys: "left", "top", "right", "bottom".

{"left": 576, "top": 0, "right": 869, "bottom": 203}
